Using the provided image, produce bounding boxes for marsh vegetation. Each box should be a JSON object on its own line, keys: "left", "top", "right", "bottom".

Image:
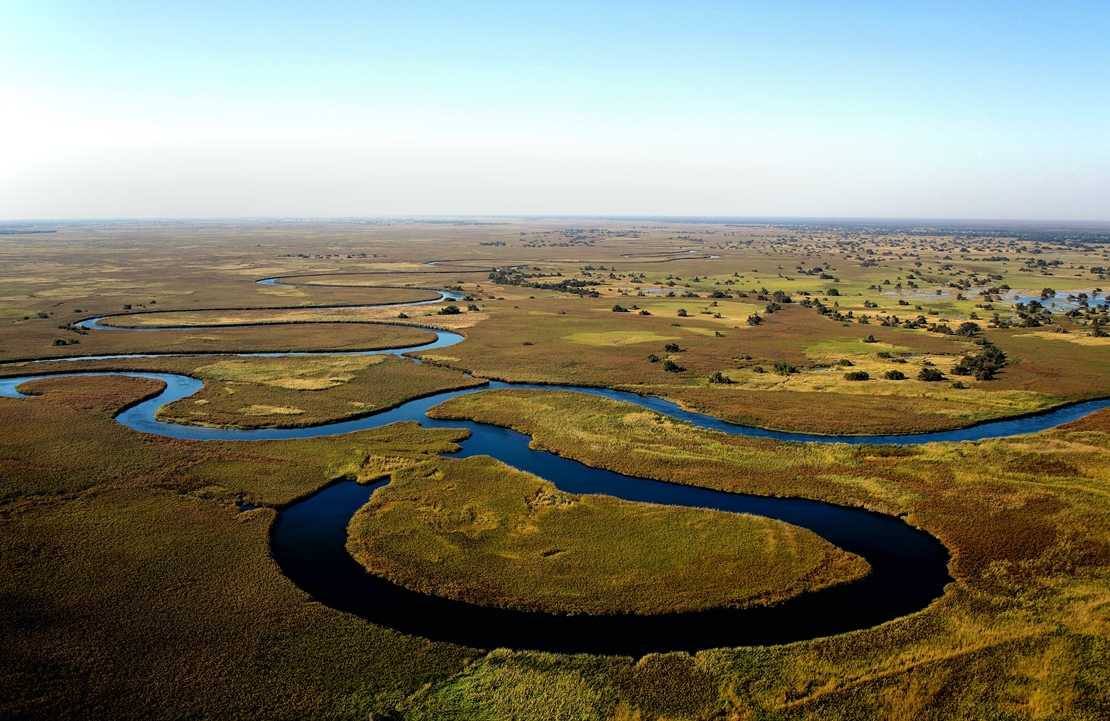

{"left": 4, "top": 219, "right": 1110, "bottom": 719}
{"left": 347, "top": 456, "right": 869, "bottom": 616}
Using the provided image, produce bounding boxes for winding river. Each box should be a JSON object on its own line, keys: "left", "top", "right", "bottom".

{"left": 3, "top": 282, "right": 1107, "bottom": 654}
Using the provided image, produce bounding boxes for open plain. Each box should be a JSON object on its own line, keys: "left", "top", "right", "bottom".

{"left": 3, "top": 218, "right": 1110, "bottom": 719}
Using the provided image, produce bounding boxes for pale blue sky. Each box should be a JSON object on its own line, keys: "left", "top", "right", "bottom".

{"left": 2, "top": 1, "right": 1107, "bottom": 219}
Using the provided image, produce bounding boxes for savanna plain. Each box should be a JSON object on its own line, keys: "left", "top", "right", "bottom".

{"left": 3, "top": 218, "right": 1110, "bottom": 720}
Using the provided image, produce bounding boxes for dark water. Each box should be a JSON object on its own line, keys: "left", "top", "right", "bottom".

{"left": 272, "top": 420, "right": 952, "bottom": 655}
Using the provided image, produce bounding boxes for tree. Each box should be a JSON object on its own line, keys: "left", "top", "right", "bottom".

{"left": 708, "top": 371, "right": 732, "bottom": 384}
{"left": 438, "top": 305, "right": 461, "bottom": 315}
{"left": 883, "top": 370, "right": 906, "bottom": 380}
{"left": 918, "top": 367, "right": 945, "bottom": 382}
{"left": 746, "top": 314, "right": 762, "bottom": 326}
{"left": 951, "top": 343, "right": 1007, "bottom": 380}
{"left": 677, "top": 309, "right": 688, "bottom": 317}
{"left": 954, "top": 321, "right": 979, "bottom": 337}
{"left": 773, "top": 362, "right": 798, "bottom": 376}
{"left": 663, "top": 359, "right": 684, "bottom": 372}
{"left": 844, "top": 371, "right": 870, "bottom": 381}
{"left": 664, "top": 343, "right": 680, "bottom": 353}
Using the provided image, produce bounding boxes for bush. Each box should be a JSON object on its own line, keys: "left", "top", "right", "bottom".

{"left": 773, "top": 362, "right": 798, "bottom": 376}
{"left": 467, "top": 304, "right": 479, "bottom": 311}
{"left": 664, "top": 343, "right": 680, "bottom": 353}
{"left": 752, "top": 366, "right": 766, "bottom": 373}
{"left": 612, "top": 305, "right": 628, "bottom": 313}
{"left": 662, "top": 359, "right": 684, "bottom": 373}
{"left": 862, "top": 335, "right": 878, "bottom": 343}
{"left": 646, "top": 354, "right": 660, "bottom": 363}
{"left": 838, "top": 359, "right": 854, "bottom": 366}
{"left": 708, "top": 371, "right": 732, "bottom": 384}
{"left": 639, "top": 309, "right": 651, "bottom": 315}
{"left": 918, "top": 367, "right": 946, "bottom": 382}
{"left": 438, "top": 305, "right": 461, "bottom": 315}
{"left": 746, "top": 314, "right": 762, "bottom": 326}
{"left": 844, "top": 371, "right": 870, "bottom": 381}
{"left": 883, "top": 370, "right": 906, "bottom": 380}
{"left": 677, "top": 309, "right": 688, "bottom": 317}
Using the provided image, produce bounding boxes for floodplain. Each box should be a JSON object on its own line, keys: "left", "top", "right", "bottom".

{"left": 3, "top": 218, "right": 1110, "bottom": 720}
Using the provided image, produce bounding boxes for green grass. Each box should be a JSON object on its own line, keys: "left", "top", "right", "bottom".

{"left": 347, "top": 455, "right": 868, "bottom": 616}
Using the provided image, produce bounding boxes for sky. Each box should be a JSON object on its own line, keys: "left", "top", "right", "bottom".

{"left": 1, "top": 1, "right": 1108, "bottom": 220}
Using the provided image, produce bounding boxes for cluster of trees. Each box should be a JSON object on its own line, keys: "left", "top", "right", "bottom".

{"left": 487, "top": 270, "right": 601, "bottom": 297}
{"left": 951, "top": 342, "right": 1007, "bottom": 380}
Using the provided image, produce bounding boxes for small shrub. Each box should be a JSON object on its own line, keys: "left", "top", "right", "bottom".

{"left": 862, "top": 335, "right": 878, "bottom": 343}
{"left": 664, "top": 343, "right": 680, "bottom": 353}
{"left": 708, "top": 371, "right": 732, "bottom": 384}
{"left": 662, "top": 359, "right": 684, "bottom": 373}
{"left": 612, "top": 304, "right": 628, "bottom": 313}
{"left": 746, "top": 314, "right": 762, "bottom": 326}
{"left": 639, "top": 309, "right": 651, "bottom": 316}
{"left": 837, "top": 359, "right": 853, "bottom": 366}
{"left": 677, "top": 309, "right": 688, "bottom": 317}
{"left": 647, "top": 354, "right": 660, "bottom": 363}
{"left": 438, "top": 305, "right": 461, "bottom": 315}
{"left": 773, "top": 362, "right": 798, "bottom": 376}
{"left": 883, "top": 370, "right": 906, "bottom": 380}
{"left": 843, "top": 371, "right": 870, "bottom": 381}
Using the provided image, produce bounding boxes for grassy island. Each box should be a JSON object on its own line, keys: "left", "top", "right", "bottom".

{"left": 346, "top": 456, "right": 869, "bottom": 616}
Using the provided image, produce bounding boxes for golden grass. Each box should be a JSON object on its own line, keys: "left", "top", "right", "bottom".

{"left": 192, "top": 354, "right": 387, "bottom": 390}
{"left": 415, "top": 389, "right": 1110, "bottom": 720}
{"left": 156, "top": 354, "right": 486, "bottom": 430}
{"left": 104, "top": 304, "right": 487, "bottom": 331}
{"left": 562, "top": 330, "right": 680, "bottom": 346}
{"left": 4, "top": 221, "right": 1110, "bottom": 719}
{"left": 347, "top": 456, "right": 868, "bottom": 616}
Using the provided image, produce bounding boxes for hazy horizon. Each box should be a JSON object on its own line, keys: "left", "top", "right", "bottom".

{"left": 3, "top": 1, "right": 1108, "bottom": 221}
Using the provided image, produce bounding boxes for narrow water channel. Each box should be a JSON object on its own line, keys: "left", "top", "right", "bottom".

{"left": 3, "top": 284, "right": 1104, "bottom": 653}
